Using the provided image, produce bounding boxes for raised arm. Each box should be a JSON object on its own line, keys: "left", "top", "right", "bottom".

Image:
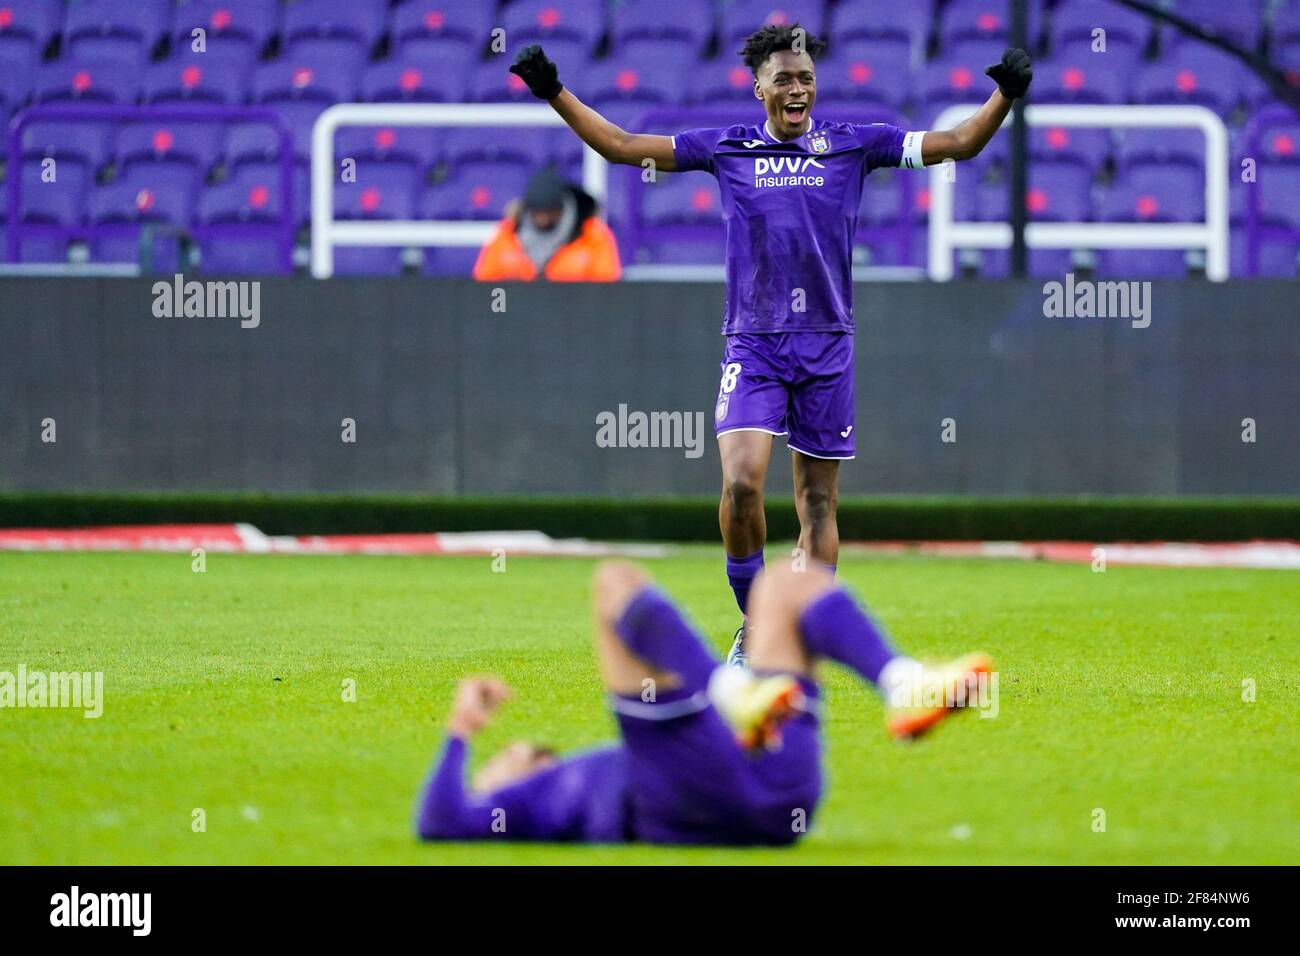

{"left": 920, "top": 48, "right": 1032, "bottom": 165}
{"left": 510, "top": 45, "right": 677, "bottom": 170}
{"left": 414, "top": 677, "right": 512, "bottom": 840}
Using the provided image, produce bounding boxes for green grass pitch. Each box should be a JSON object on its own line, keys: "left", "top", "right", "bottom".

{"left": 2, "top": 549, "right": 1296, "bottom": 865}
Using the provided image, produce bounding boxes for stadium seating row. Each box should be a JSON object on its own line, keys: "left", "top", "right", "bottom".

{"left": 3, "top": 1, "right": 1299, "bottom": 277}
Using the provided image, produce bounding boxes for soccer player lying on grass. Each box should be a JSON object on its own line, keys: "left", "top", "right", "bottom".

{"left": 415, "top": 561, "right": 992, "bottom": 845}
{"left": 510, "top": 29, "right": 1032, "bottom": 667}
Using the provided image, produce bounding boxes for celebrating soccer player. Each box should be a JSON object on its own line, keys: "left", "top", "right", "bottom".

{"left": 510, "top": 26, "right": 1032, "bottom": 665}
{"left": 415, "top": 560, "right": 992, "bottom": 845}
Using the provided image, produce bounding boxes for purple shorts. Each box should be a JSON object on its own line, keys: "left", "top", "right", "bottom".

{"left": 614, "top": 689, "right": 822, "bottom": 846}
{"left": 608, "top": 590, "right": 822, "bottom": 846}
{"left": 713, "top": 332, "right": 856, "bottom": 459}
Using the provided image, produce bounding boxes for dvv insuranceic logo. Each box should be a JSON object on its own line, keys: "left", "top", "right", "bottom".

{"left": 754, "top": 156, "right": 826, "bottom": 188}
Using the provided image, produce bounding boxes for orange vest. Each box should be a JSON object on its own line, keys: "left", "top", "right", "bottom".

{"left": 473, "top": 215, "right": 622, "bottom": 282}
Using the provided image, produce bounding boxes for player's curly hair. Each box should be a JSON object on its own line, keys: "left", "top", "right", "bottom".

{"left": 740, "top": 23, "right": 827, "bottom": 75}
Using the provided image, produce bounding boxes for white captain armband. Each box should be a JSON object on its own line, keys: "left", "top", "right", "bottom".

{"left": 899, "top": 130, "right": 927, "bottom": 170}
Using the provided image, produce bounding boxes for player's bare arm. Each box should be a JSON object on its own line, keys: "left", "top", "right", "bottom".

{"left": 510, "top": 44, "right": 677, "bottom": 170}
{"left": 920, "top": 48, "right": 1033, "bottom": 165}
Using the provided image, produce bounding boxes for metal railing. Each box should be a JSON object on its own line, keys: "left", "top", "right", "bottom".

{"left": 927, "top": 103, "right": 1230, "bottom": 280}
{"left": 310, "top": 102, "right": 607, "bottom": 278}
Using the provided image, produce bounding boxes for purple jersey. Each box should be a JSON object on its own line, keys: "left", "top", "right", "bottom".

{"left": 416, "top": 736, "right": 629, "bottom": 842}
{"left": 672, "top": 119, "right": 923, "bottom": 335}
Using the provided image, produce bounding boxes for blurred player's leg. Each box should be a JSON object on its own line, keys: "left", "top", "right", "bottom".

{"left": 746, "top": 562, "right": 992, "bottom": 741}
{"left": 791, "top": 452, "right": 840, "bottom": 572}
{"left": 591, "top": 560, "right": 718, "bottom": 696}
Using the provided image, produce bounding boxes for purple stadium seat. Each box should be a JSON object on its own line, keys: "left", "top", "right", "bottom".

{"left": 254, "top": 60, "right": 356, "bottom": 105}
{"left": 144, "top": 57, "right": 249, "bottom": 104}
{"left": 361, "top": 59, "right": 467, "bottom": 102}
{"left": 226, "top": 102, "right": 322, "bottom": 166}
{"left": 1114, "top": 127, "right": 1206, "bottom": 169}
{"left": 1103, "top": 166, "right": 1204, "bottom": 222}
{"left": 173, "top": 0, "right": 279, "bottom": 52}
{"left": 442, "top": 127, "right": 551, "bottom": 168}
{"left": 614, "top": 34, "right": 699, "bottom": 67}
{"left": 1258, "top": 121, "right": 1300, "bottom": 164}
{"left": 423, "top": 164, "right": 532, "bottom": 221}
{"left": 1232, "top": 229, "right": 1298, "bottom": 277}
{"left": 615, "top": 40, "right": 701, "bottom": 98}
{"left": 815, "top": 41, "right": 913, "bottom": 109}
{"left": 422, "top": 245, "right": 482, "bottom": 277}
{"left": 117, "top": 123, "right": 225, "bottom": 177}
{"left": 33, "top": 60, "right": 140, "bottom": 104}
{"left": 282, "top": 0, "right": 387, "bottom": 65}
{"left": 919, "top": 55, "right": 994, "bottom": 113}
{"left": 979, "top": 165, "right": 1095, "bottom": 222}
{"left": 695, "top": 58, "right": 764, "bottom": 104}
{"left": 939, "top": 0, "right": 1044, "bottom": 51}
{"left": 1134, "top": 46, "right": 1241, "bottom": 115}
{"left": 503, "top": 0, "right": 605, "bottom": 56}
{"left": 1095, "top": 163, "right": 1203, "bottom": 278}
{"left": 1277, "top": 5, "right": 1300, "bottom": 47}
{"left": 1256, "top": 163, "right": 1300, "bottom": 229}
{"left": 0, "top": 41, "right": 36, "bottom": 117}
{"left": 584, "top": 57, "right": 685, "bottom": 107}
{"left": 0, "top": 0, "right": 62, "bottom": 54}
{"left": 1164, "top": 1, "right": 1262, "bottom": 51}
{"left": 611, "top": 0, "right": 714, "bottom": 54}
{"left": 208, "top": 159, "right": 309, "bottom": 227}
{"left": 89, "top": 173, "right": 192, "bottom": 227}
{"left": 392, "top": 1, "right": 493, "bottom": 49}
{"left": 335, "top": 125, "right": 442, "bottom": 172}
{"left": 1031, "top": 54, "right": 1128, "bottom": 104}
{"left": 332, "top": 167, "right": 421, "bottom": 276}
{"left": 470, "top": 56, "right": 539, "bottom": 103}
{"left": 21, "top": 120, "right": 117, "bottom": 171}
{"left": 335, "top": 170, "right": 419, "bottom": 220}
{"left": 16, "top": 160, "right": 90, "bottom": 225}
{"left": 1028, "top": 125, "right": 1112, "bottom": 169}
{"left": 0, "top": 1, "right": 56, "bottom": 111}
{"left": 199, "top": 167, "right": 286, "bottom": 222}
{"left": 829, "top": 0, "right": 932, "bottom": 55}
{"left": 170, "top": 0, "right": 278, "bottom": 65}
{"left": 639, "top": 173, "right": 721, "bottom": 227}
{"left": 64, "top": 0, "right": 169, "bottom": 65}
{"left": 719, "top": 1, "right": 827, "bottom": 48}
{"left": 1049, "top": 0, "right": 1149, "bottom": 60}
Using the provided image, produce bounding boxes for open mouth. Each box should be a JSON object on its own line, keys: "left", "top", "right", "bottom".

{"left": 783, "top": 102, "right": 808, "bottom": 123}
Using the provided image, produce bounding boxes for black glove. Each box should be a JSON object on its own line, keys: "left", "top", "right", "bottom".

{"left": 510, "top": 44, "right": 563, "bottom": 100}
{"left": 985, "top": 47, "right": 1033, "bottom": 100}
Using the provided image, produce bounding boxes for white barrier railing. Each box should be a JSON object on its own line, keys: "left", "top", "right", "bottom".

{"left": 928, "top": 104, "right": 1229, "bottom": 280}
{"left": 311, "top": 103, "right": 608, "bottom": 278}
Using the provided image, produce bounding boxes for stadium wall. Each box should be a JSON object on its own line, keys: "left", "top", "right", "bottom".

{"left": 1, "top": 277, "right": 1296, "bottom": 499}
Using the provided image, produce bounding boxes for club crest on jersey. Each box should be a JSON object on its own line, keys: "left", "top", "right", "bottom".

{"left": 715, "top": 395, "right": 730, "bottom": 422}
{"left": 806, "top": 129, "right": 830, "bottom": 154}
